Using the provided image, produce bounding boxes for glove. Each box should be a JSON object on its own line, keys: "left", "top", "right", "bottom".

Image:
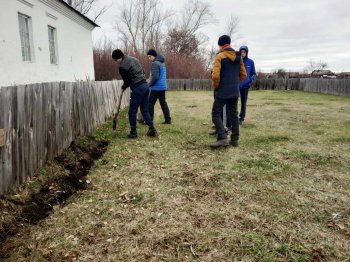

{"left": 122, "top": 84, "right": 127, "bottom": 90}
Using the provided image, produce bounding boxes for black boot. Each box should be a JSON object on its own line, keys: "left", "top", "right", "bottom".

{"left": 163, "top": 120, "right": 172, "bottom": 124}
{"left": 210, "top": 138, "right": 229, "bottom": 149}
{"left": 147, "top": 127, "right": 158, "bottom": 137}
{"left": 128, "top": 132, "right": 138, "bottom": 139}
{"left": 230, "top": 140, "right": 239, "bottom": 147}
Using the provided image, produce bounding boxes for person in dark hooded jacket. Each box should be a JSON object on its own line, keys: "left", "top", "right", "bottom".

{"left": 239, "top": 46, "right": 256, "bottom": 125}
{"left": 112, "top": 49, "right": 158, "bottom": 139}
{"left": 211, "top": 35, "right": 247, "bottom": 148}
{"left": 147, "top": 49, "right": 171, "bottom": 124}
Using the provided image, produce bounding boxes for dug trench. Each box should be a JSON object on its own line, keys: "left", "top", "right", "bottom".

{"left": 0, "top": 136, "right": 109, "bottom": 259}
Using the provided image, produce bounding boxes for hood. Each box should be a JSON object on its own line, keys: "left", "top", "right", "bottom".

{"left": 239, "top": 46, "right": 249, "bottom": 57}
{"left": 155, "top": 54, "right": 165, "bottom": 63}
{"left": 221, "top": 47, "right": 238, "bottom": 62}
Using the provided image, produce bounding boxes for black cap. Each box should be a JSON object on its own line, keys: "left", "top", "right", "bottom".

{"left": 112, "top": 49, "right": 124, "bottom": 60}
{"left": 218, "top": 35, "right": 231, "bottom": 46}
{"left": 147, "top": 49, "right": 157, "bottom": 57}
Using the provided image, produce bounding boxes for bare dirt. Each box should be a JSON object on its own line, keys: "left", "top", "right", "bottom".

{"left": 0, "top": 136, "right": 109, "bottom": 259}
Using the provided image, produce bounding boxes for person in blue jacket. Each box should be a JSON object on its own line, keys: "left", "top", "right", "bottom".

{"left": 147, "top": 49, "right": 171, "bottom": 124}
{"left": 239, "top": 46, "right": 256, "bottom": 125}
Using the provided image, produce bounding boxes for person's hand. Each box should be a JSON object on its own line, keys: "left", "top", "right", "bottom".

{"left": 122, "top": 84, "right": 127, "bottom": 90}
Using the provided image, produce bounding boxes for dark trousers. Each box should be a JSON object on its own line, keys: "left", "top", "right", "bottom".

{"left": 239, "top": 88, "right": 249, "bottom": 121}
{"left": 129, "top": 83, "right": 154, "bottom": 134}
{"left": 224, "top": 106, "right": 232, "bottom": 129}
{"left": 212, "top": 97, "right": 239, "bottom": 141}
{"left": 149, "top": 90, "right": 171, "bottom": 122}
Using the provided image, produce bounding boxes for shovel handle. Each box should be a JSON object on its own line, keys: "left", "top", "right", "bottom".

{"left": 116, "top": 89, "right": 125, "bottom": 114}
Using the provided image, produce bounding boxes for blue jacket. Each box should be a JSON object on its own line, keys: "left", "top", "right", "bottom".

{"left": 239, "top": 46, "right": 256, "bottom": 89}
{"left": 149, "top": 55, "right": 167, "bottom": 91}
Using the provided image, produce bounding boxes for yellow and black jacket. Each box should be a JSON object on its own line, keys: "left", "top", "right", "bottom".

{"left": 212, "top": 47, "right": 247, "bottom": 99}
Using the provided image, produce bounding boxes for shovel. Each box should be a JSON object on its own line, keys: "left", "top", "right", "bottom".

{"left": 112, "top": 89, "right": 125, "bottom": 130}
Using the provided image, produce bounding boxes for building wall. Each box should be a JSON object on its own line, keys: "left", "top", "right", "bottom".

{"left": 0, "top": 0, "right": 96, "bottom": 87}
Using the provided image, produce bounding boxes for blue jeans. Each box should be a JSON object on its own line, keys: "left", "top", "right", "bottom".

{"left": 239, "top": 88, "right": 249, "bottom": 121}
{"left": 129, "top": 83, "right": 153, "bottom": 134}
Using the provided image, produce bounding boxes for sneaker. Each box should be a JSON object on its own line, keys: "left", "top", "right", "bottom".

{"left": 128, "top": 133, "right": 138, "bottom": 139}
{"left": 230, "top": 140, "right": 239, "bottom": 147}
{"left": 210, "top": 139, "right": 229, "bottom": 149}
{"left": 163, "top": 120, "right": 172, "bottom": 125}
{"left": 147, "top": 127, "right": 158, "bottom": 137}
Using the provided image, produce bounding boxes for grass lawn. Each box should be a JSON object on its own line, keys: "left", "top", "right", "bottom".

{"left": 4, "top": 90, "right": 350, "bottom": 261}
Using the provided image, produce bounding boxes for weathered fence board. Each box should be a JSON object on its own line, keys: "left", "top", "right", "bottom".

{"left": 0, "top": 80, "right": 129, "bottom": 195}
{"left": 167, "top": 78, "right": 350, "bottom": 96}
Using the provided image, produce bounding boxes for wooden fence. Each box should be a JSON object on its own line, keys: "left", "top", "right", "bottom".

{"left": 1, "top": 78, "right": 349, "bottom": 195}
{"left": 0, "top": 81, "right": 129, "bottom": 195}
{"left": 167, "top": 78, "right": 350, "bottom": 96}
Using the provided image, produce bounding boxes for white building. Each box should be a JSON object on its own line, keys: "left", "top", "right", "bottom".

{"left": 0, "top": 0, "right": 98, "bottom": 87}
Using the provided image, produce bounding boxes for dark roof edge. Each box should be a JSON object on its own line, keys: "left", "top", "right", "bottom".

{"left": 58, "top": 0, "right": 99, "bottom": 28}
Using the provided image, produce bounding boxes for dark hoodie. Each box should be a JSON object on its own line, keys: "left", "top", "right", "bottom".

{"left": 239, "top": 46, "right": 256, "bottom": 89}
{"left": 149, "top": 54, "right": 167, "bottom": 91}
{"left": 212, "top": 47, "right": 247, "bottom": 99}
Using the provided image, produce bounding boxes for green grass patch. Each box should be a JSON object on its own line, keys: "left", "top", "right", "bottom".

{"left": 241, "top": 123, "right": 257, "bottom": 129}
{"left": 332, "top": 137, "right": 350, "bottom": 143}
{"left": 288, "top": 150, "right": 338, "bottom": 166}
{"left": 246, "top": 233, "right": 277, "bottom": 261}
{"left": 250, "top": 135, "right": 291, "bottom": 145}
{"left": 239, "top": 154, "right": 292, "bottom": 175}
{"left": 3, "top": 90, "right": 350, "bottom": 261}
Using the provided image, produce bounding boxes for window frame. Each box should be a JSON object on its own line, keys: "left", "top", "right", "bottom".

{"left": 18, "top": 12, "right": 33, "bottom": 62}
{"left": 48, "top": 25, "right": 58, "bottom": 65}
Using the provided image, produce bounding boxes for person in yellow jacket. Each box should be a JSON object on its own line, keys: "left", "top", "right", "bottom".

{"left": 211, "top": 35, "right": 247, "bottom": 148}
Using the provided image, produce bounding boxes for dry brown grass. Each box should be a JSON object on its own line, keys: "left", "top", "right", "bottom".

{"left": 3, "top": 90, "right": 350, "bottom": 261}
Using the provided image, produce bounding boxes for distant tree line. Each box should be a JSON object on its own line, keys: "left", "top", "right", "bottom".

{"left": 92, "top": 0, "right": 240, "bottom": 80}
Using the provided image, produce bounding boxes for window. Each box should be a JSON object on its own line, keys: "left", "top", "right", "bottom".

{"left": 18, "top": 13, "right": 32, "bottom": 61}
{"left": 48, "top": 26, "right": 58, "bottom": 64}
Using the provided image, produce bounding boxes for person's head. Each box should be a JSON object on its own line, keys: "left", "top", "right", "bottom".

{"left": 147, "top": 49, "right": 157, "bottom": 61}
{"left": 218, "top": 35, "right": 231, "bottom": 51}
{"left": 112, "top": 49, "right": 124, "bottom": 64}
{"left": 240, "top": 46, "right": 249, "bottom": 58}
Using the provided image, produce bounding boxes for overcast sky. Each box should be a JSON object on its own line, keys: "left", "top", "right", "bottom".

{"left": 92, "top": 0, "right": 350, "bottom": 73}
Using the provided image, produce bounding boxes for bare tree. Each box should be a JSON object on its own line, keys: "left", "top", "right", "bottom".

{"left": 204, "top": 45, "right": 217, "bottom": 70}
{"left": 306, "top": 59, "right": 328, "bottom": 72}
{"left": 275, "top": 68, "right": 287, "bottom": 78}
{"left": 180, "top": 0, "right": 215, "bottom": 35}
{"left": 225, "top": 15, "right": 239, "bottom": 38}
{"left": 164, "top": 0, "right": 214, "bottom": 54}
{"left": 164, "top": 29, "right": 200, "bottom": 55}
{"left": 64, "top": 0, "right": 110, "bottom": 22}
{"left": 116, "top": 0, "right": 173, "bottom": 54}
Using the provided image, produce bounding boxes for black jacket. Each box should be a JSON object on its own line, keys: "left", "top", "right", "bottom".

{"left": 119, "top": 55, "right": 147, "bottom": 90}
